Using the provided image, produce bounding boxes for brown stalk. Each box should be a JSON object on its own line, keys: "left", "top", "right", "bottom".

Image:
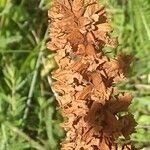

{"left": 48, "top": 0, "right": 138, "bottom": 149}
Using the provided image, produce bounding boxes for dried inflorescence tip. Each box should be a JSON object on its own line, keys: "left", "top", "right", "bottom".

{"left": 48, "top": 0, "right": 137, "bottom": 149}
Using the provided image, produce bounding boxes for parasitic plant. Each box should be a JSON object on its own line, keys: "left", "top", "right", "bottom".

{"left": 48, "top": 0, "right": 137, "bottom": 149}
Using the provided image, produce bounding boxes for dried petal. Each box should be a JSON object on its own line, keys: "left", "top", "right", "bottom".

{"left": 48, "top": 0, "right": 137, "bottom": 149}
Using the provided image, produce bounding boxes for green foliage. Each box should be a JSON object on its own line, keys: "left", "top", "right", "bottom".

{"left": 0, "top": 0, "right": 149, "bottom": 149}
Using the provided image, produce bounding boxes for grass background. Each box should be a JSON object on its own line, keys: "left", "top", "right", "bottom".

{"left": 0, "top": 0, "right": 150, "bottom": 149}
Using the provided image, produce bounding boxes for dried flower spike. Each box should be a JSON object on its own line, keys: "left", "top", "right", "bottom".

{"left": 48, "top": 0, "right": 137, "bottom": 149}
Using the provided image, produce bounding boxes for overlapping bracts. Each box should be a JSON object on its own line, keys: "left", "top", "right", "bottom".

{"left": 48, "top": 0, "right": 137, "bottom": 149}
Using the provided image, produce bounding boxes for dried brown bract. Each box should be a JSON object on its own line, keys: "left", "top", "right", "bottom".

{"left": 48, "top": 0, "right": 137, "bottom": 149}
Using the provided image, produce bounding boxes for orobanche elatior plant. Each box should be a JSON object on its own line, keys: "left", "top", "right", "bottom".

{"left": 48, "top": 0, "right": 137, "bottom": 149}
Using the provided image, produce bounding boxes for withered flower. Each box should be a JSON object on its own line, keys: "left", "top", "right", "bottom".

{"left": 48, "top": 0, "right": 137, "bottom": 149}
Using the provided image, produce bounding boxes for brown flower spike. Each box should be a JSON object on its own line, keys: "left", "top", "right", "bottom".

{"left": 48, "top": 0, "right": 137, "bottom": 149}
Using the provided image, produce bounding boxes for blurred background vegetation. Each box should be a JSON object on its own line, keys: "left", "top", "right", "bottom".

{"left": 0, "top": 0, "right": 150, "bottom": 149}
